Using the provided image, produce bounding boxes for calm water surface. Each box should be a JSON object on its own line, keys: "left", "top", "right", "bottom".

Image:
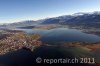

{"left": 15, "top": 28, "right": 100, "bottom": 43}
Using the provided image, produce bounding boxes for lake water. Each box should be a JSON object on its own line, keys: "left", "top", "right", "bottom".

{"left": 15, "top": 28, "right": 100, "bottom": 44}
{"left": 0, "top": 28, "right": 100, "bottom": 65}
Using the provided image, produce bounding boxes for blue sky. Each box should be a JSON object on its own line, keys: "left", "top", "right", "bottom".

{"left": 0, "top": 0, "right": 100, "bottom": 23}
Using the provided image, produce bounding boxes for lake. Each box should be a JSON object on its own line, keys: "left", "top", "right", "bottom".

{"left": 14, "top": 28, "right": 100, "bottom": 44}
{"left": 0, "top": 28, "right": 100, "bottom": 66}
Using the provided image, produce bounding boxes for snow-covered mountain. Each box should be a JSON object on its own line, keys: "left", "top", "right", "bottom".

{"left": 41, "top": 11, "right": 100, "bottom": 28}
{"left": 0, "top": 11, "right": 100, "bottom": 28}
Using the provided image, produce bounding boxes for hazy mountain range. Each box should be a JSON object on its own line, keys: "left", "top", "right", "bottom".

{"left": 0, "top": 20, "right": 38, "bottom": 28}
{"left": 0, "top": 11, "right": 100, "bottom": 28}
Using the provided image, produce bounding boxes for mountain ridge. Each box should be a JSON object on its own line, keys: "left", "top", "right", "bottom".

{"left": 0, "top": 11, "right": 100, "bottom": 28}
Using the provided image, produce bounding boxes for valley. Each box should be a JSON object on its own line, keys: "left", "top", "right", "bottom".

{"left": 0, "top": 11, "right": 100, "bottom": 66}
{"left": 0, "top": 27, "right": 100, "bottom": 66}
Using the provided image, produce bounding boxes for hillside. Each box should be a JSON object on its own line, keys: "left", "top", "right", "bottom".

{"left": 41, "top": 12, "right": 100, "bottom": 28}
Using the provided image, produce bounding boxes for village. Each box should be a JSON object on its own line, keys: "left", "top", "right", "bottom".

{"left": 0, "top": 32, "right": 42, "bottom": 55}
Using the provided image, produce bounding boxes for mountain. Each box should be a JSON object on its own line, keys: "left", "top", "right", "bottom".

{"left": 67, "top": 12, "right": 100, "bottom": 28}
{"left": 42, "top": 18, "right": 61, "bottom": 24}
{"left": 1, "top": 11, "right": 100, "bottom": 28}
{"left": 8, "top": 20, "right": 38, "bottom": 27}
{"left": 42, "top": 15, "right": 74, "bottom": 24}
{"left": 0, "top": 20, "right": 39, "bottom": 28}
{"left": 41, "top": 12, "right": 100, "bottom": 28}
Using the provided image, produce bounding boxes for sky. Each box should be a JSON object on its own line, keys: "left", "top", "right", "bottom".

{"left": 0, "top": 0, "right": 100, "bottom": 24}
